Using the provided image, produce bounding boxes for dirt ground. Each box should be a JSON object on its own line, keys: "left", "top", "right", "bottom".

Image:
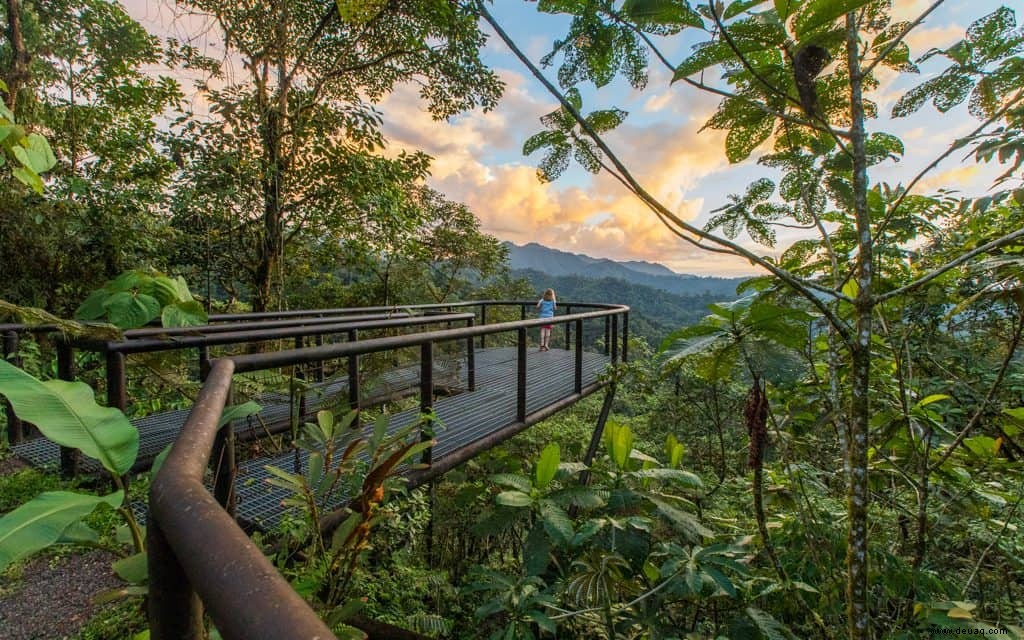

{"left": 0, "top": 453, "right": 125, "bottom": 640}
{"left": 0, "top": 549, "right": 122, "bottom": 640}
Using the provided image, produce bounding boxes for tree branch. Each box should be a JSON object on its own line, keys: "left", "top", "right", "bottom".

{"left": 478, "top": 2, "right": 854, "bottom": 345}
{"left": 876, "top": 227, "right": 1024, "bottom": 302}
{"left": 861, "top": 0, "right": 945, "bottom": 78}
{"left": 929, "top": 307, "right": 1024, "bottom": 471}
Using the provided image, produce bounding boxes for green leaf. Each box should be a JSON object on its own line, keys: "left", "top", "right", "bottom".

{"left": 963, "top": 436, "right": 1001, "bottom": 458}
{"left": 22, "top": 134, "right": 57, "bottom": 173}
{"left": 648, "top": 495, "right": 713, "bottom": 539}
{"left": 161, "top": 300, "right": 208, "bottom": 328}
{"left": 623, "top": 0, "right": 703, "bottom": 27}
{"left": 104, "top": 291, "right": 161, "bottom": 329}
{"left": 496, "top": 491, "right": 533, "bottom": 508}
{"left": 523, "top": 524, "right": 551, "bottom": 576}
{"left": 915, "top": 394, "right": 950, "bottom": 408}
{"left": 326, "top": 598, "right": 366, "bottom": 628}
{"left": 539, "top": 500, "right": 573, "bottom": 545}
{"left": 747, "top": 606, "right": 799, "bottom": 639}
{"left": 75, "top": 289, "right": 111, "bottom": 321}
{"left": 150, "top": 444, "right": 172, "bottom": 481}
{"left": 331, "top": 512, "right": 362, "bottom": 552}
{"left": 490, "top": 473, "right": 532, "bottom": 492}
{"left": 57, "top": 520, "right": 100, "bottom": 545}
{"left": 0, "top": 360, "right": 139, "bottom": 475}
{"left": 603, "top": 422, "right": 635, "bottom": 470}
{"left": 725, "top": 110, "right": 775, "bottom": 163}
{"left": 632, "top": 468, "right": 704, "bottom": 489}
{"left": 535, "top": 442, "right": 560, "bottom": 489}
{"left": 113, "top": 552, "right": 149, "bottom": 584}
{"left": 12, "top": 165, "right": 43, "bottom": 194}
{"left": 217, "top": 401, "right": 262, "bottom": 429}
{"left": 147, "top": 277, "right": 181, "bottom": 307}
{"left": 0, "top": 491, "right": 124, "bottom": 570}
{"left": 724, "top": 0, "right": 770, "bottom": 19}
{"left": 774, "top": 0, "right": 803, "bottom": 20}
{"left": 674, "top": 41, "right": 742, "bottom": 80}
{"left": 793, "top": 0, "right": 873, "bottom": 39}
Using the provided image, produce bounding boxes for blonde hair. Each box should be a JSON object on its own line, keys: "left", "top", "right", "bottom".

{"left": 543, "top": 288, "right": 555, "bottom": 301}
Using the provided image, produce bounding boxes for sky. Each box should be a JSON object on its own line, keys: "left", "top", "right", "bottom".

{"left": 121, "top": 0, "right": 1014, "bottom": 277}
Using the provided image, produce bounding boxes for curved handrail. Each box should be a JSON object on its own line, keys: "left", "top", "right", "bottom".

{"left": 226, "top": 303, "right": 629, "bottom": 373}
{"left": 146, "top": 301, "right": 628, "bottom": 639}
{"left": 148, "top": 360, "right": 336, "bottom": 640}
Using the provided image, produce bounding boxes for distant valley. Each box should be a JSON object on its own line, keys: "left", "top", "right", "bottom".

{"left": 505, "top": 242, "right": 746, "bottom": 298}
{"left": 504, "top": 242, "right": 748, "bottom": 346}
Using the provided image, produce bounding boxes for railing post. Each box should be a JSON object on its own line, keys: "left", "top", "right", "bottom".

{"left": 420, "top": 341, "right": 434, "bottom": 466}
{"left": 212, "top": 385, "right": 236, "bottom": 517}
{"left": 578, "top": 383, "right": 617, "bottom": 489}
{"left": 3, "top": 330, "right": 24, "bottom": 444}
{"left": 520, "top": 304, "right": 526, "bottom": 321}
{"left": 604, "top": 316, "right": 610, "bottom": 355}
{"left": 198, "top": 345, "right": 211, "bottom": 381}
{"left": 147, "top": 516, "right": 205, "bottom": 640}
{"left": 348, "top": 329, "right": 359, "bottom": 411}
{"left": 466, "top": 317, "right": 476, "bottom": 392}
{"left": 314, "top": 333, "right": 324, "bottom": 382}
{"left": 574, "top": 319, "right": 583, "bottom": 394}
{"left": 517, "top": 327, "right": 527, "bottom": 422}
{"left": 293, "top": 336, "right": 307, "bottom": 419}
{"left": 622, "top": 312, "right": 629, "bottom": 363}
{"left": 57, "top": 341, "right": 78, "bottom": 477}
{"left": 106, "top": 352, "right": 127, "bottom": 413}
{"left": 564, "top": 305, "right": 571, "bottom": 350}
{"left": 480, "top": 304, "right": 487, "bottom": 349}
{"left": 611, "top": 314, "right": 619, "bottom": 364}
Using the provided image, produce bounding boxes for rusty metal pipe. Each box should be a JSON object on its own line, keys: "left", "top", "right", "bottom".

{"left": 227, "top": 307, "right": 629, "bottom": 374}
{"left": 149, "top": 360, "right": 337, "bottom": 640}
{"left": 102, "top": 313, "right": 474, "bottom": 354}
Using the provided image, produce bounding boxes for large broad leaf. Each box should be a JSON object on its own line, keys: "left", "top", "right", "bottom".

{"left": 535, "top": 442, "right": 560, "bottom": 489}
{"left": 793, "top": 0, "right": 873, "bottom": 39}
{"left": 496, "top": 491, "right": 533, "bottom": 508}
{"left": 104, "top": 291, "right": 160, "bottom": 329}
{"left": 0, "top": 360, "right": 138, "bottom": 475}
{"left": 0, "top": 490, "right": 123, "bottom": 570}
{"left": 746, "top": 606, "right": 799, "bottom": 639}
{"left": 161, "top": 300, "right": 208, "bottom": 328}
{"left": 622, "top": 0, "right": 703, "bottom": 27}
{"left": 113, "top": 551, "right": 148, "bottom": 584}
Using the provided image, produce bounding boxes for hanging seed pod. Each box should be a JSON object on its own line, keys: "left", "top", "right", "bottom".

{"left": 745, "top": 378, "right": 768, "bottom": 469}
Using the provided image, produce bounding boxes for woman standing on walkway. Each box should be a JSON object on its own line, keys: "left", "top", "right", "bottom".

{"left": 537, "top": 288, "right": 556, "bottom": 351}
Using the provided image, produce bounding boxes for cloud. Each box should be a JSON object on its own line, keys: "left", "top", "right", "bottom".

{"left": 914, "top": 164, "right": 982, "bottom": 193}
{"left": 379, "top": 68, "right": 738, "bottom": 269}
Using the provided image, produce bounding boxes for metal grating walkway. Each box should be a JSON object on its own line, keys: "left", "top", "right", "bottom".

{"left": 9, "top": 359, "right": 459, "bottom": 473}
{"left": 234, "top": 346, "right": 609, "bottom": 528}
{"left": 11, "top": 346, "right": 610, "bottom": 528}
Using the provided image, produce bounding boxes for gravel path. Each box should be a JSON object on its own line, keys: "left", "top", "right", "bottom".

{"left": 0, "top": 548, "right": 122, "bottom": 639}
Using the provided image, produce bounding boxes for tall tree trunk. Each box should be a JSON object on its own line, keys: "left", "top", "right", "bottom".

{"left": 255, "top": 104, "right": 284, "bottom": 312}
{"left": 253, "top": 1, "right": 291, "bottom": 313}
{"left": 3, "top": 0, "right": 30, "bottom": 112}
{"left": 846, "top": 13, "right": 873, "bottom": 640}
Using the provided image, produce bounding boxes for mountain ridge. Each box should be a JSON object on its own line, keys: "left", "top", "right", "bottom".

{"left": 503, "top": 241, "right": 746, "bottom": 298}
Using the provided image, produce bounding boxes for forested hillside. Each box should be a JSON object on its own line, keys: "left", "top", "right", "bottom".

{"left": 1, "top": 1, "right": 1023, "bottom": 640}
{"left": 505, "top": 241, "right": 746, "bottom": 297}
{"left": 514, "top": 267, "right": 733, "bottom": 345}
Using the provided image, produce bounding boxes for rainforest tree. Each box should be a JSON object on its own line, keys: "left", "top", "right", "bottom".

{"left": 0, "top": 0, "right": 181, "bottom": 311}
{"left": 170, "top": 0, "right": 503, "bottom": 310}
{"left": 480, "top": 0, "right": 1024, "bottom": 636}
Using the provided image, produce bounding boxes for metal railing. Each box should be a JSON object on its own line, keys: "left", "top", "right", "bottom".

{"left": 147, "top": 301, "right": 628, "bottom": 640}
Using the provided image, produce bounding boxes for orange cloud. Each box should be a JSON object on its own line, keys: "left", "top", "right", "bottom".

{"left": 376, "top": 67, "right": 742, "bottom": 270}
